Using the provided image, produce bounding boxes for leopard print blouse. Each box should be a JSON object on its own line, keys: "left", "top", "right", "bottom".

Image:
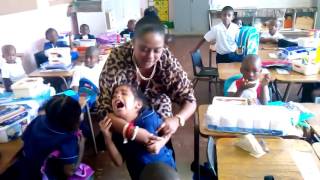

{"left": 97, "top": 42, "right": 196, "bottom": 118}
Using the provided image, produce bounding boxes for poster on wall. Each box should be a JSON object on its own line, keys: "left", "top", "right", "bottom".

{"left": 154, "top": 0, "right": 169, "bottom": 21}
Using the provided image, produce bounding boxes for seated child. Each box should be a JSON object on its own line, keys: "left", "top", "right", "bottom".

{"left": 260, "top": 18, "right": 284, "bottom": 44}
{"left": 44, "top": 28, "right": 78, "bottom": 61}
{"left": 99, "top": 84, "right": 176, "bottom": 180}
{"left": 1, "top": 45, "right": 26, "bottom": 92}
{"left": 191, "top": 6, "right": 241, "bottom": 63}
{"left": 232, "top": 18, "right": 242, "bottom": 27}
{"left": 120, "top": 19, "right": 136, "bottom": 39}
{"left": 70, "top": 46, "right": 104, "bottom": 91}
{"left": 14, "top": 95, "right": 84, "bottom": 180}
{"left": 227, "top": 54, "right": 270, "bottom": 105}
{"left": 74, "top": 24, "right": 95, "bottom": 40}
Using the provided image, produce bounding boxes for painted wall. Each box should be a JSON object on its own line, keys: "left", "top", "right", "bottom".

{"left": 0, "top": 3, "right": 72, "bottom": 73}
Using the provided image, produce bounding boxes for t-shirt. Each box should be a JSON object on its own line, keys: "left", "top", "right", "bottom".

{"left": 227, "top": 78, "right": 262, "bottom": 100}
{"left": 18, "top": 115, "right": 79, "bottom": 179}
{"left": 74, "top": 34, "right": 96, "bottom": 40}
{"left": 70, "top": 61, "right": 105, "bottom": 88}
{"left": 260, "top": 31, "right": 284, "bottom": 40}
{"left": 204, "top": 22, "right": 240, "bottom": 55}
{"left": 112, "top": 108, "right": 176, "bottom": 180}
{"left": 1, "top": 57, "right": 26, "bottom": 82}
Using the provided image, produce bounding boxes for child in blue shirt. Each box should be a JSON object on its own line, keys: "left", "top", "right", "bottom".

{"left": 99, "top": 84, "right": 176, "bottom": 180}
{"left": 120, "top": 19, "right": 136, "bottom": 39}
{"left": 13, "top": 95, "right": 84, "bottom": 180}
{"left": 74, "top": 24, "right": 95, "bottom": 40}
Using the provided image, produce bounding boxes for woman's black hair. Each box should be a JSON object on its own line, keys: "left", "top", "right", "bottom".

{"left": 134, "top": 16, "right": 165, "bottom": 39}
{"left": 143, "top": 6, "right": 159, "bottom": 18}
{"left": 45, "top": 95, "right": 81, "bottom": 132}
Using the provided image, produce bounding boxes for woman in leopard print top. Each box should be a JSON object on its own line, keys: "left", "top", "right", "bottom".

{"left": 97, "top": 16, "right": 196, "bottom": 150}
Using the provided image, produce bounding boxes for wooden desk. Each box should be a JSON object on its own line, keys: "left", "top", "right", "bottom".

{"left": 217, "top": 138, "right": 320, "bottom": 180}
{"left": 302, "top": 103, "right": 320, "bottom": 136}
{"left": 28, "top": 69, "right": 74, "bottom": 88}
{"left": 0, "top": 139, "right": 23, "bottom": 174}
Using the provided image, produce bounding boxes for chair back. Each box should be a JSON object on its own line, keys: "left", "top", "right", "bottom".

{"left": 223, "top": 74, "right": 243, "bottom": 96}
{"left": 79, "top": 78, "right": 99, "bottom": 107}
{"left": 190, "top": 49, "right": 204, "bottom": 76}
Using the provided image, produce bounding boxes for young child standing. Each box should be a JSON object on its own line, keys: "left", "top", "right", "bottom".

{"left": 227, "top": 54, "right": 270, "bottom": 105}
{"left": 260, "top": 18, "right": 284, "bottom": 44}
{"left": 191, "top": 6, "right": 241, "bottom": 63}
{"left": 1, "top": 45, "right": 26, "bottom": 92}
{"left": 74, "top": 24, "right": 95, "bottom": 40}
{"left": 13, "top": 95, "right": 84, "bottom": 180}
{"left": 99, "top": 84, "right": 176, "bottom": 180}
{"left": 120, "top": 19, "right": 136, "bottom": 39}
{"left": 70, "top": 46, "right": 104, "bottom": 91}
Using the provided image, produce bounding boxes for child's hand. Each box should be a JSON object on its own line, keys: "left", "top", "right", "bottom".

{"left": 261, "top": 74, "right": 271, "bottom": 86}
{"left": 146, "top": 137, "right": 165, "bottom": 154}
{"left": 99, "top": 118, "right": 113, "bottom": 139}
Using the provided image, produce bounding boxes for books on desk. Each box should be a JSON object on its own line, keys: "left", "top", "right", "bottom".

{"left": 0, "top": 104, "right": 31, "bottom": 143}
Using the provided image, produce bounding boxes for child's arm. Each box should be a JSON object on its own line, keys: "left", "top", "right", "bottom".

{"left": 190, "top": 38, "right": 206, "bottom": 53}
{"left": 99, "top": 118, "right": 123, "bottom": 166}
{"left": 259, "top": 74, "right": 271, "bottom": 105}
{"left": 146, "top": 134, "right": 171, "bottom": 154}
{"left": 3, "top": 78, "right": 13, "bottom": 92}
{"left": 260, "top": 37, "right": 278, "bottom": 44}
{"left": 227, "top": 80, "right": 256, "bottom": 97}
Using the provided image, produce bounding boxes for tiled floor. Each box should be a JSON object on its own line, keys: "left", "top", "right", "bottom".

{"left": 83, "top": 36, "right": 302, "bottom": 179}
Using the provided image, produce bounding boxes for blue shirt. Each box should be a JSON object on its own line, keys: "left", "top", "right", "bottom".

{"left": 18, "top": 115, "right": 79, "bottom": 179}
{"left": 120, "top": 28, "right": 134, "bottom": 38}
{"left": 113, "top": 107, "right": 176, "bottom": 180}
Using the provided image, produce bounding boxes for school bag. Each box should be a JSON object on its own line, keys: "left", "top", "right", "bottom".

{"left": 236, "top": 26, "right": 260, "bottom": 57}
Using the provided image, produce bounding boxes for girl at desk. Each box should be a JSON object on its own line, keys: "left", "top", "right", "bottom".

{"left": 9, "top": 95, "right": 85, "bottom": 180}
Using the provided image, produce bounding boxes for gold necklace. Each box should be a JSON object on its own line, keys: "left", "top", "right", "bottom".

{"left": 132, "top": 55, "right": 157, "bottom": 81}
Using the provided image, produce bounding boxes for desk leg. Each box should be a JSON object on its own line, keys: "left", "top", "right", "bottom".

{"left": 282, "top": 82, "right": 293, "bottom": 102}
{"left": 59, "top": 76, "right": 69, "bottom": 89}
{"left": 272, "top": 81, "right": 282, "bottom": 101}
{"left": 193, "top": 111, "right": 200, "bottom": 180}
{"left": 86, "top": 103, "right": 98, "bottom": 154}
{"left": 207, "top": 136, "right": 217, "bottom": 176}
{"left": 209, "top": 51, "right": 212, "bottom": 67}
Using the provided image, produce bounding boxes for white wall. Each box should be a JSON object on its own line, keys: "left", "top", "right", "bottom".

{"left": 0, "top": 3, "right": 72, "bottom": 73}
{"left": 77, "top": 12, "right": 108, "bottom": 35}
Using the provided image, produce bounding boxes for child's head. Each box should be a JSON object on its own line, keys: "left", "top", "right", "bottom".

{"left": 45, "top": 28, "right": 59, "bottom": 43}
{"left": 2, "top": 45, "right": 16, "bottom": 63}
{"left": 127, "top": 19, "right": 136, "bottom": 32}
{"left": 80, "top": 24, "right": 90, "bottom": 36}
{"left": 45, "top": 95, "right": 81, "bottom": 132}
{"left": 85, "top": 46, "right": 99, "bottom": 68}
{"left": 268, "top": 18, "right": 281, "bottom": 35}
{"left": 233, "top": 18, "right": 242, "bottom": 27}
{"left": 111, "top": 84, "right": 148, "bottom": 120}
{"left": 221, "top": 6, "right": 234, "bottom": 25}
{"left": 240, "top": 54, "right": 262, "bottom": 82}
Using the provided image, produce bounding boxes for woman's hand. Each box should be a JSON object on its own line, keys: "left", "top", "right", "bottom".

{"left": 99, "top": 117, "right": 113, "bottom": 140}
{"left": 157, "top": 117, "right": 180, "bottom": 136}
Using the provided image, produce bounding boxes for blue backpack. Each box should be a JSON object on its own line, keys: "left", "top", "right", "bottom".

{"left": 236, "top": 26, "right": 260, "bottom": 57}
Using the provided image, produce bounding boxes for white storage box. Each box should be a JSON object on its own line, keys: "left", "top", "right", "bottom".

{"left": 279, "top": 47, "right": 316, "bottom": 60}
{"left": 292, "top": 61, "right": 320, "bottom": 75}
{"left": 46, "top": 47, "right": 71, "bottom": 66}
{"left": 11, "top": 78, "right": 50, "bottom": 98}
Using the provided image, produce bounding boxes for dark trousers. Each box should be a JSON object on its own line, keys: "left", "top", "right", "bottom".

{"left": 216, "top": 52, "right": 243, "bottom": 64}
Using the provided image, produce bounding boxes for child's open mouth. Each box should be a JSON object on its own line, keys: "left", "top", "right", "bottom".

{"left": 115, "top": 100, "right": 125, "bottom": 109}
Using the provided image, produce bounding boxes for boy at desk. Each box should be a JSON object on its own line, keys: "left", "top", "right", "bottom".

{"left": 70, "top": 46, "right": 104, "bottom": 91}
{"left": 260, "top": 18, "right": 284, "bottom": 44}
{"left": 74, "top": 24, "right": 95, "bottom": 40}
{"left": 120, "top": 19, "right": 136, "bottom": 39}
{"left": 227, "top": 54, "right": 270, "bottom": 105}
{"left": 191, "top": 6, "right": 241, "bottom": 63}
{"left": 1, "top": 45, "right": 26, "bottom": 92}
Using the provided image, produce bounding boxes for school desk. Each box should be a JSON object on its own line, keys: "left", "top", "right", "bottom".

{"left": 0, "top": 138, "right": 23, "bottom": 174}
{"left": 216, "top": 138, "right": 320, "bottom": 180}
{"left": 28, "top": 69, "right": 74, "bottom": 88}
{"left": 193, "top": 103, "right": 318, "bottom": 180}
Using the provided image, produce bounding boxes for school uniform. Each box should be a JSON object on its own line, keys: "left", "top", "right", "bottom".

{"left": 227, "top": 78, "right": 262, "bottom": 101}
{"left": 74, "top": 34, "right": 96, "bottom": 40}
{"left": 14, "top": 115, "right": 79, "bottom": 180}
{"left": 204, "top": 22, "right": 241, "bottom": 63}
{"left": 260, "top": 31, "right": 284, "bottom": 41}
{"left": 112, "top": 107, "right": 176, "bottom": 180}
{"left": 120, "top": 29, "right": 134, "bottom": 39}
{"left": 1, "top": 57, "right": 26, "bottom": 82}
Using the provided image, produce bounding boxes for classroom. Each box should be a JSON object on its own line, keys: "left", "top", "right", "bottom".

{"left": 1, "top": 0, "right": 320, "bottom": 179}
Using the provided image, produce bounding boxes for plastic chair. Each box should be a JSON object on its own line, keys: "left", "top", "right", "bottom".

{"left": 191, "top": 49, "right": 219, "bottom": 99}
{"left": 78, "top": 78, "right": 99, "bottom": 154}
